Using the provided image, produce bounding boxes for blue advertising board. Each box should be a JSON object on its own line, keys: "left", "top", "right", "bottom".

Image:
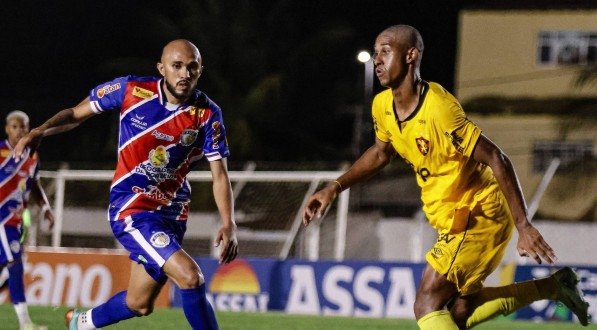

{"left": 172, "top": 258, "right": 425, "bottom": 318}
{"left": 171, "top": 258, "right": 594, "bottom": 324}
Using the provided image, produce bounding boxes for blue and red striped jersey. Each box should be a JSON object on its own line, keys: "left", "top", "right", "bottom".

{"left": 89, "top": 76, "right": 230, "bottom": 221}
{"left": 0, "top": 140, "right": 39, "bottom": 227}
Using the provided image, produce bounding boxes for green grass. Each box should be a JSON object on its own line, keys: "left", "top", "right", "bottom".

{"left": 0, "top": 304, "right": 593, "bottom": 329}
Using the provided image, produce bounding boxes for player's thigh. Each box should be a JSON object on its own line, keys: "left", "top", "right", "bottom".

{"left": 414, "top": 264, "right": 459, "bottom": 319}
{"left": 111, "top": 213, "right": 186, "bottom": 284}
{"left": 163, "top": 249, "right": 204, "bottom": 288}
{"left": 126, "top": 261, "right": 164, "bottom": 310}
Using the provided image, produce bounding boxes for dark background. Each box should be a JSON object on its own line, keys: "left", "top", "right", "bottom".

{"left": 1, "top": 0, "right": 463, "bottom": 165}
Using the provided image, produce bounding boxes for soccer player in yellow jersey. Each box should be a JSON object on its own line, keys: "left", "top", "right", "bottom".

{"left": 303, "top": 25, "right": 589, "bottom": 329}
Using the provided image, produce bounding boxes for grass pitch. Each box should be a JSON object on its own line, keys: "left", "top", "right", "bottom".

{"left": 0, "top": 304, "right": 592, "bottom": 329}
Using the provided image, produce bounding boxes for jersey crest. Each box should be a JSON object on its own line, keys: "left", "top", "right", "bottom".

{"left": 416, "top": 136, "right": 430, "bottom": 156}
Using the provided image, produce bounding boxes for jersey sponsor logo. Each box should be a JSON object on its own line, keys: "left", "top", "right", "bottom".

{"left": 445, "top": 130, "right": 465, "bottom": 154}
{"left": 438, "top": 233, "right": 455, "bottom": 244}
{"left": 132, "top": 86, "right": 154, "bottom": 99}
{"left": 132, "top": 185, "right": 170, "bottom": 201}
{"left": 180, "top": 128, "right": 198, "bottom": 146}
{"left": 402, "top": 158, "right": 431, "bottom": 182}
{"left": 430, "top": 247, "right": 443, "bottom": 259}
{"left": 96, "top": 83, "right": 121, "bottom": 98}
{"left": 150, "top": 232, "right": 170, "bottom": 248}
{"left": 130, "top": 116, "right": 148, "bottom": 130}
{"left": 417, "top": 167, "right": 430, "bottom": 182}
{"left": 136, "top": 146, "right": 176, "bottom": 183}
{"left": 151, "top": 130, "right": 174, "bottom": 142}
{"left": 149, "top": 145, "right": 169, "bottom": 168}
{"left": 3, "top": 165, "right": 16, "bottom": 174}
{"left": 415, "top": 137, "right": 430, "bottom": 156}
{"left": 211, "top": 121, "right": 222, "bottom": 149}
{"left": 187, "top": 106, "right": 206, "bottom": 117}
{"left": 136, "top": 163, "right": 177, "bottom": 183}
{"left": 1, "top": 149, "right": 10, "bottom": 157}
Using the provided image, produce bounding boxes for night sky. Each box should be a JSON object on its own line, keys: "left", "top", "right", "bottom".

{"left": 1, "top": 0, "right": 461, "bottom": 165}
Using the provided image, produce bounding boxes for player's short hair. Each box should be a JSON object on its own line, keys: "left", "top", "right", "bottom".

{"left": 6, "top": 110, "right": 29, "bottom": 125}
{"left": 384, "top": 25, "right": 424, "bottom": 53}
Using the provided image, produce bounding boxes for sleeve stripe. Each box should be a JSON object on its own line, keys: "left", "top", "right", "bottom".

{"left": 90, "top": 100, "right": 104, "bottom": 114}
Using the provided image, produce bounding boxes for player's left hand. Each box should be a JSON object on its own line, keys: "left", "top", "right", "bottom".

{"left": 214, "top": 224, "right": 238, "bottom": 264}
{"left": 43, "top": 206, "right": 55, "bottom": 229}
{"left": 516, "top": 223, "right": 557, "bottom": 264}
{"left": 13, "top": 128, "right": 43, "bottom": 162}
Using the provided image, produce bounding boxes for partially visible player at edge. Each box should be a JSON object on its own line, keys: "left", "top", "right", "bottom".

{"left": 1, "top": 110, "right": 54, "bottom": 330}
{"left": 303, "top": 25, "right": 589, "bottom": 329}
{"left": 14, "top": 39, "right": 238, "bottom": 330}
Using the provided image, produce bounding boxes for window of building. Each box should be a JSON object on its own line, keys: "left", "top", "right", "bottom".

{"left": 537, "top": 31, "right": 597, "bottom": 66}
{"left": 533, "top": 140, "right": 593, "bottom": 172}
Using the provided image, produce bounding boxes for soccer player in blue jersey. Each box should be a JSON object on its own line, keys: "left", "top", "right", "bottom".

{"left": 2, "top": 110, "right": 54, "bottom": 330}
{"left": 14, "top": 40, "right": 238, "bottom": 330}
{"left": 303, "top": 25, "right": 589, "bottom": 328}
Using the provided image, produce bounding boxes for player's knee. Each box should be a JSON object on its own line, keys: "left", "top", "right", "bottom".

{"left": 450, "top": 310, "right": 468, "bottom": 329}
{"left": 414, "top": 295, "right": 447, "bottom": 320}
{"left": 449, "top": 300, "right": 473, "bottom": 329}
{"left": 413, "top": 296, "right": 429, "bottom": 319}
{"left": 126, "top": 299, "right": 154, "bottom": 316}
{"left": 176, "top": 270, "right": 205, "bottom": 289}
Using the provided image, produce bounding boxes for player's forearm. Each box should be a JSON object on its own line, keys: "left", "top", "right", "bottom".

{"left": 490, "top": 152, "right": 529, "bottom": 228}
{"left": 212, "top": 176, "right": 236, "bottom": 228}
{"left": 33, "top": 108, "right": 81, "bottom": 137}
{"left": 333, "top": 144, "right": 390, "bottom": 192}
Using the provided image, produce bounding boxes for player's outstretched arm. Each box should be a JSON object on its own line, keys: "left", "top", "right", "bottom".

{"left": 13, "top": 97, "right": 97, "bottom": 161}
{"left": 303, "top": 138, "right": 394, "bottom": 226}
{"left": 209, "top": 158, "right": 238, "bottom": 264}
{"left": 472, "top": 134, "right": 557, "bottom": 265}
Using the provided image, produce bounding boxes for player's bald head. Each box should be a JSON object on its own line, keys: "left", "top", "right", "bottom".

{"left": 161, "top": 39, "right": 201, "bottom": 63}
{"left": 380, "top": 25, "right": 424, "bottom": 54}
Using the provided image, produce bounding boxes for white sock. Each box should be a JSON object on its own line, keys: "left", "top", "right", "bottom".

{"left": 77, "top": 309, "right": 98, "bottom": 330}
{"left": 13, "top": 302, "right": 32, "bottom": 326}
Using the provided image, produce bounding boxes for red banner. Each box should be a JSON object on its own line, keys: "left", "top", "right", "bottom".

{"left": 0, "top": 247, "right": 170, "bottom": 308}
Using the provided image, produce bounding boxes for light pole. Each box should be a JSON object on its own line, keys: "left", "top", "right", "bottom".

{"left": 352, "top": 51, "right": 374, "bottom": 158}
{"left": 357, "top": 51, "right": 374, "bottom": 104}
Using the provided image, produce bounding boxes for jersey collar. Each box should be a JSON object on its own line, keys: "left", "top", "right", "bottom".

{"left": 158, "top": 79, "right": 202, "bottom": 111}
{"left": 395, "top": 80, "right": 429, "bottom": 123}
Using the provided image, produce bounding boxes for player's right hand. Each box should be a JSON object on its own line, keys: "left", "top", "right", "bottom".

{"left": 302, "top": 186, "right": 337, "bottom": 226}
{"left": 13, "top": 129, "right": 43, "bottom": 162}
{"left": 214, "top": 224, "right": 238, "bottom": 264}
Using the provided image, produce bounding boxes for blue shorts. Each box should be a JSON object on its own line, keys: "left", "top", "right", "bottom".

{"left": 111, "top": 212, "right": 187, "bottom": 284}
{"left": 0, "top": 225, "right": 23, "bottom": 265}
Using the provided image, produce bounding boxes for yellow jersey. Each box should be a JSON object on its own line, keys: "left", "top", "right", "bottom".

{"left": 372, "top": 81, "right": 501, "bottom": 232}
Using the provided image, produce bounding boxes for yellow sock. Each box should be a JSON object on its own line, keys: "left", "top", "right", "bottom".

{"left": 417, "top": 310, "right": 458, "bottom": 330}
{"left": 466, "top": 277, "right": 555, "bottom": 328}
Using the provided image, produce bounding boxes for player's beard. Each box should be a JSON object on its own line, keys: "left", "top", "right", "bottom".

{"left": 164, "top": 79, "right": 194, "bottom": 101}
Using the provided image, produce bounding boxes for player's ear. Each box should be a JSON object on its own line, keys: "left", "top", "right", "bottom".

{"left": 406, "top": 47, "right": 419, "bottom": 64}
{"left": 156, "top": 62, "right": 165, "bottom": 76}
